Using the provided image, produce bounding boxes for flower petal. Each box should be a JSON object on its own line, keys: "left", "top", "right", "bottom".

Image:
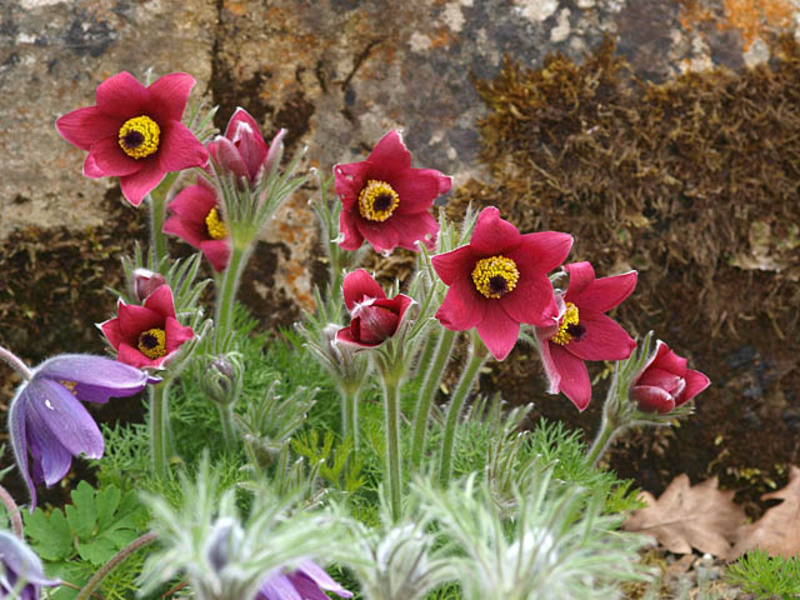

{"left": 534, "top": 329, "right": 561, "bottom": 394}
{"left": 117, "top": 302, "right": 164, "bottom": 340}
{"left": 119, "top": 160, "right": 166, "bottom": 207}
{"left": 679, "top": 369, "right": 710, "bottom": 405}
{"left": 338, "top": 209, "right": 365, "bottom": 251}
{"left": 116, "top": 342, "right": 156, "bottom": 369}
{"left": 567, "top": 268, "right": 637, "bottom": 313}
{"left": 435, "top": 281, "right": 486, "bottom": 331}
{"left": 500, "top": 271, "right": 557, "bottom": 327}
{"left": 163, "top": 213, "right": 208, "bottom": 248}
{"left": 470, "top": 206, "right": 521, "bottom": 256}
{"left": 88, "top": 136, "right": 143, "bottom": 177}
{"left": 384, "top": 212, "right": 439, "bottom": 252}
{"left": 392, "top": 168, "right": 452, "bottom": 215}
{"left": 366, "top": 130, "right": 412, "bottom": 181}
{"left": 0, "top": 532, "right": 59, "bottom": 586}
{"left": 164, "top": 316, "right": 195, "bottom": 354}
{"left": 95, "top": 72, "right": 147, "bottom": 118}
{"left": 259, "top": 572, "right": 303, "bottom": 600}
{"left": 432, "top": 245, "right": 475, "bottom": 286}
{"left": 651, "top": 341, "right": 688, "bottom": 374}
{"left": 198, "top": 239, "right": 231, "bottom": 273}
{"left": 355, "top": 218, "right": 400, "bottom": 254}
{"left": 631, "top": 385, "right": 676, "bottom": 414}
{"left": 56, "top": 106, "right": 121, "bottom": 151}
{"left": 157, "top": 121, "right": 209, "bottom": 173}
{"left": 209, "top": 137, "right": 250, "bottom": 182}
{"left": 476, "top": 306, "right": 520, "bottom": 361}
{"left": 143, "top": 283, "right": 178, "bottom": 320}
{"left": 36, "top": 354, "right": 150, "bottom": 404}
{"left": 548, "top": 343, "right": 592, "bottom": 411}
{"left": 565, "top": 310, "right": 635, "bottom": 361}
{"left": 26, "top": 404, "right": 73, "bottom": 486}
{"left": 99, "top": 314, "right": 124, "bottom": 351}
{"left": 27, "top": 379, "right": 104, "bottom": 460}
{"left": 292, "top": 560, "right": 353, "bottom": 597}
{"left": 334, "top": 160, "right": 371, "bottom": 211}
{"left": 8, "top": 387, "right": 36, "bottom": 508}
{"left": 342, "top": 269, "right": 386, "bottom": 311}
{"left": 145, "top": 72, "right": 195, "bottom": 123}
{"left": 336, "top": 326, "right": 366, "bottom": 348}
{"left": 514, "top": 231, "right": 573, "bottom": 275}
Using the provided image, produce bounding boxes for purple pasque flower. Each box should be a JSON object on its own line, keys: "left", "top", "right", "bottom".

{"left": 0, "top": 531, "right": 59, "bottom": 598}
{"left": 8, "top": 355, "right": 156, "bottom": 508}
{"left": 208, "top": 107, "right": 286, "bottom": 187}
{"left": 257, "top": 560, "right": 353, "bottom": 600}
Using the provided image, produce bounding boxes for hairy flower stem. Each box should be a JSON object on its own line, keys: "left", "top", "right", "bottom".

{"left": 75, "top": 532, "right": 158, "bottom": 600}
{"left": 340, "top": 385, "right": 360, "bottom": 450}
{"left": 0, "top": 346, "right": 32, "bottom": 381}
{"left": 0, "top": 484, "right": 23, "bottom": 538}
{"left": 149, "top": 381, "right": 172, "bottom": 479}
{"left": 147, "top": 172, "right": 178, "bottom": 266}
{"left": 411, "top": 328, "right": 457, "bottom": 470}
{"left": 585, "top": 369, "right": 627, "bottom": 468}
{"left": 217, "top": 403, "right": 238, "bottom": 452}
{"left": 215, "top": 245, "right": 248, "bottom": 342}
{"left": 380, "top": 373, "right": 403, "bottom": 521}
{"left": 439, "top": 336, "right": 489, "bottom": 488}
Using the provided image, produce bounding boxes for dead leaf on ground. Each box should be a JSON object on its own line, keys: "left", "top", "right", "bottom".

{"left": 623, "top": 474, "right": 746, "bottom": 559}
{"left": 731, "top": 465, "right": 800, "bottom": 559}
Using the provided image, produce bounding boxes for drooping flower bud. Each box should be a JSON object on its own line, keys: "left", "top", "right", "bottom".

{"left": 204, "top": 517, "right": 245, "bottom": 574}
{"left": 131, "top": 268, "right": 167, "bottom": 303}
{"left": 0, "top": 531, "right": 59, "bottom": 596}
{"left": 201, "top": 353, "right": 243, "bottom": 407}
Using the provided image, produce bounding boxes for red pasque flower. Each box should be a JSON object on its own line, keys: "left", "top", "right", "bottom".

{"left": 56, "top": 71, "right": 208, "bottom": 207}
{"left": 334, "top": 130, "right": 452, "bottom": 254}
{"left": 534, "top": 261, "right": 637, "bottom": 411}
{"left": 163, "top": 179, "right": 231, "bottom": 272}
{"left": 208, "top": 107, "right": 286, "bottom": 187}
{"left": 99, "top": 285, "right": 194, "bottom": 368}
{"left": 336, "top": 269, "right": 414, "bottom": 348}
{"left": 630, "top": 340, "right": 710, "bottom": 413}
{"left": 432, "top": 206, "right": 573, "bottom": 361}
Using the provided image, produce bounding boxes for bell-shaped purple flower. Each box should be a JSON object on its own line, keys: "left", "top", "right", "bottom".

{"left": 208, "top": 107, "right": 286, "bottom": 187}
{"left": 0, "top": 531, "right": 59, "bottom": 598}
{"left": 257, "top": 559, "right": 353, "bottom": 600}
{"left": 7, "top": 354, "right": 156, "bottom": 508}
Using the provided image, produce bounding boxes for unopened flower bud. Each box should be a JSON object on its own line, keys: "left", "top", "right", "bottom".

{"left": 263, "top": 128, "right": 286, "bottom": 179}
{"left": 202, "top": 354, "right": 243, "bottom": 407}
{"left": 204, "top": 517, "right": 245, "bottom": 573}
{"left": 131, "top": 268, "right": 167, "bottom": 303}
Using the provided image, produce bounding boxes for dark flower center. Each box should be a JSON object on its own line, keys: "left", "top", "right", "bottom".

{"left": 471, "top": 255, "right": 520, "bottom": 299}
{"left": 137, "top": 328, "right": 167, "bottom": 359}
{"left": 358, "top": 180, "right": 400, "bottom": 222}
{"left": 118, "top": 115, "right": 160, "bottom": 159}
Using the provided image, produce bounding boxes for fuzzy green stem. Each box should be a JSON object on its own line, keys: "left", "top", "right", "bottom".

{"left": 381, "top": 373, "right": 403, "bottom": 521}
{"left": 75, "top": 532, "right": 158, "bottom": 600}
{"left": 0, "top": 345, "right": 32, "bottom": 381}
{"left": 146, "top": 172, "right": 177, "bottom": 266}
{"left": 217, "top": 403, "right": 238, "bottom": 451}
{"left": 586, "top": 376, "right": 626, "bottom": 468}
{"left": 439, "top": 338, "right": 488, "bottom": 488}
{"left": 340, "top": 385, "right": 360, "bottom": 450}
{"left": 215, "top": 245, "right": 248, "bottom": 341}
{"left": 0, "top": 483, "right": 23, "bottom": 538}
{"left": 585, "top": 418, "right": 621, "bottom": 468}
{"left": 149, "top": 381, "right": 172, "bottom": 479}
{"left": 411, "top": 328, "right": 457, "bottom": 470}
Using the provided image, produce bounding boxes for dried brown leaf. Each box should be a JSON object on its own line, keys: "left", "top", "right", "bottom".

{"left": 623, "top": 474, "right": 746, "bottom": 559}
{"left": 731, "top": 465, "right": 800, "bottom": 559}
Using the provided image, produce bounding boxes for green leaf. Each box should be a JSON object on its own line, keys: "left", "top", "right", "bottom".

{"left": 24, "top": 508, "right": 73, "bottom": 562}
{"left": 65, "top": 481, "right": 98, "bottom": 541}
{"left": 47, "top": 560, "right": 91, "bottom": 600}
{"left": 96, "top": 484, "right": 121, "bottom": 531}
{"left": 76, "top": 537, "right": 118, "bottom": 566}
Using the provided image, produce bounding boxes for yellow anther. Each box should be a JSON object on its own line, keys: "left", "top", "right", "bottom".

{"left": 358, "top": 180, "right": 400, "bottom": 222}
{"left": 471, "top": 255, "right": 520, "bottom": 299}
{"left": 118, "top": 115, "right": 160, "bottom": 159}
{"left": 205, "top": 207, "right": 228, "bottom": 240}
{"left": 551, "top": 302, "right": 580, "bottom": 346}
{"left": 59, "top": 380, "right": 78, "bottom": 395}
{"left": 137, "top": 328, "right": 167, "bottom": 359}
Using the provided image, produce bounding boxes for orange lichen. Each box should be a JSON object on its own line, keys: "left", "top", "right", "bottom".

{"left": 679, "top": 0, "right": 794, "bottom": 50}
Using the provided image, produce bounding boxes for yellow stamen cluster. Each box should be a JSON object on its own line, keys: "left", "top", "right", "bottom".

{"left": 551, "top": 302, "right": 580, "bottom": 346}
{"left": 118, "top": 115, "right": 160, "bottom": 159}
{"left": 205, "top": 207, "right": 228, "bottom": 240}
{"left": 471, "top": 255, "right": 520, "bottom": 299}
{"left": 59, "top": 380, "right": 78, "bottom": 395}
{"left": 137, "top": 328, "right": 167, "bottom": 359}
{"left": 358, "top": 180, "right": 400, "bottom": 222}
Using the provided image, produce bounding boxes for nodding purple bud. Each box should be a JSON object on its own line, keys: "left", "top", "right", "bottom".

{"left": 263, "top": 128, "right": 287, "bottom": 180}
{"left": 132, "top": 268, "right": 167, "bottom": 303}
{"left": 0, "top": 531, "right": 60, "bottom": 595}
{"left": 204, "top": 517, "right": 244, "bottom": 574}
{"left": 203, "top": 354, "right": 242, "bottom": 406}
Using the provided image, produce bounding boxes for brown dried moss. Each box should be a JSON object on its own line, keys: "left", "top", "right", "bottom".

{"left": 451, "top": 37, "right": 800, "bottom": 498}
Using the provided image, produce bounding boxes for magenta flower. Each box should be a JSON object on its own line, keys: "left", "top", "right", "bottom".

{"left": 7, "top": 355, "right": 155, "bottom": 507}
{"left": 630, "top": 340, "right": 710, "bottom": 413}
{"left": 336, "top": 269, "right": 414, "bottom": 348}
{"left": 534, "top": 262, "right": 637, "bottom": 411}
{"left": 163, "top": 180, "right": 231, "bottom": 272}
{"left": 0, "top": 531, "right": 59, "bottom": 596}
{"left": 334, "top": 130, "right": 452, "bottom": 254}
{"left": 257, "top": 560, "right": 353, "bottom": 600}
{"left": 208, "top": 107, "right": 286, "bottom": 187}
{"left": 99, "top": 285, "right": 194, "bottom": 368}
{"left": 56, "top": 71, "right": 208, "bottom": 207}
{"left": 131, "top": 268, "right": 167, "bottom": 303}
{"left": 432, "top": 207, "right": 573, "bottom": 361}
